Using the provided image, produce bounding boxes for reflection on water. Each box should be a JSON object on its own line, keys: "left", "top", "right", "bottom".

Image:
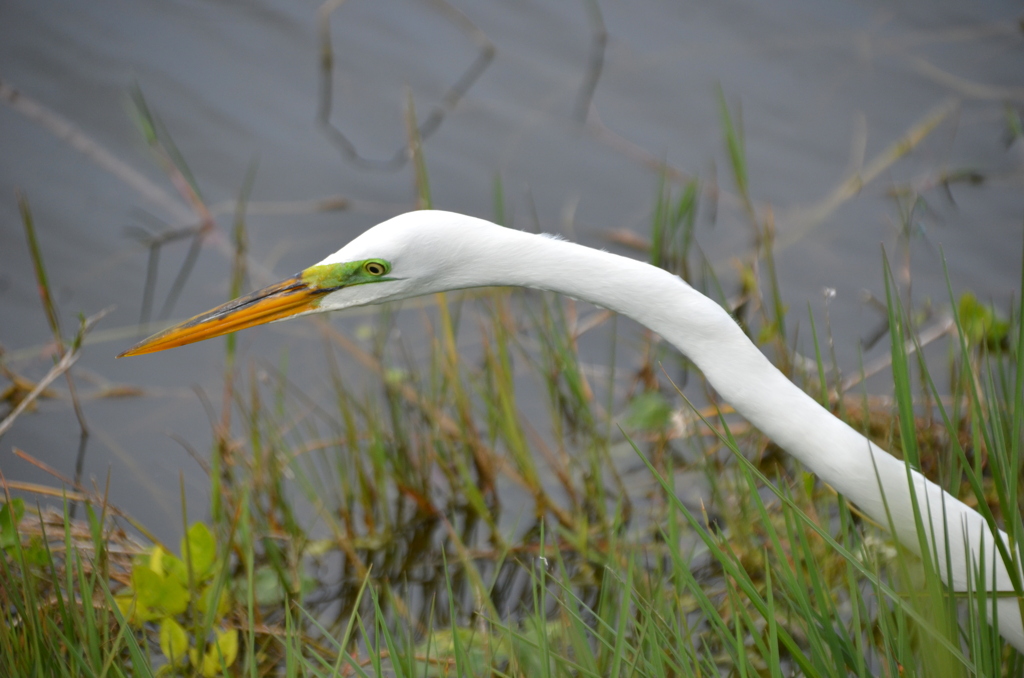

{"left": 0, "top": 0, "right": 1021, "bottom": 545}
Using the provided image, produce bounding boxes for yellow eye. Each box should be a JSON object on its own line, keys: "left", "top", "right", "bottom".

{"left": 363, "top": 260, "right": 387, "bottom": 276}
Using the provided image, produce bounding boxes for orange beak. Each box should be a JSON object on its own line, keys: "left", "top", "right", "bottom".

{"left": 118, "top": 275, "right": 329, "bottom": 358}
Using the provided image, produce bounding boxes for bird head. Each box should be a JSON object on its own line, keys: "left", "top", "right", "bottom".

{"left": 117, "top": 210, "right": 496, "bottom": 357}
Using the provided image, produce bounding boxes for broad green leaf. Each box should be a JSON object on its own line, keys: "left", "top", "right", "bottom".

{"left": 114, "top": 593, "right": 137, "bottom": 622}
{"left": 24, "top": 536, "right": 50, "bottom": 567}
{"left": 191, "top": 628, "right": 239, "bottom": 677}
{"left": 250, "top": 566, "right": 285, "bottom": 606}
{"left": 133, "top": 563, "right": 189, "bottom": 618}
{"left": 163, "top": 553, "right": 188, "bottom": 584}
{"left": 133, "top": 565, "right": 164, "bottom": 607}
{"left": 510, "top": 619, "right": 565, "bottom": 677}
{"left": 146, "top": 544, "right": 188, "bottom": 584}
{"left": 624, "top": 391, "right": 673, "bottom": 431}
{"left": 959, "top": 292, "right": 1010, "bottom": 350}
{"left": 215, "top": 628, "right": 238, "bottom": 668}
{"left": 157, "top": 574, "right": 190, "bottom": 616}
{"left": 414, "top": 627, "right": 503, "bottom": 677}
{"left": 197, "top": 584, "right": 230, "bottom": 620}
{"left": 149, "top": 545, "right": 165, "bottom": 575}
{"left": 181, "top": 522, "right": 217, "bottom": 580}
{"left": 159, "top": 617, "right": 189, "bottom": 665}
{"left": 132, "top": 599, "right": 160, "bottom": 624}
{"left": 129, "top": 568, "right": 165, "bottom": 622}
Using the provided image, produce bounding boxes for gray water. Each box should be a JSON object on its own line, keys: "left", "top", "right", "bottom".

{"left": 1, "top": 0, "right": 1022, "bottom": 540}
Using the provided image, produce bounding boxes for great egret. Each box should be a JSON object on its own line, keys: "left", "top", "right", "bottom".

{"left": 120, "top": 209, "right": 1023, "bottom": 652}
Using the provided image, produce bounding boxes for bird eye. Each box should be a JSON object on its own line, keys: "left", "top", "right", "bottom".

{"left": 363, "top": 260, "right": 388, "bottom": 276}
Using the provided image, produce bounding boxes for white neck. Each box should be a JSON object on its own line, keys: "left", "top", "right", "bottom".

{"left": 469, "top": 224, "right": 1022, "bottom": 650}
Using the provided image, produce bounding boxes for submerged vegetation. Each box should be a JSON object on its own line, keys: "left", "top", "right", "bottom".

{"left": 2, "top": 86, "right": 1024, "bottom": 677}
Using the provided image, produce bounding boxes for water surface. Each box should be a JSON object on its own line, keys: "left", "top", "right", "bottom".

{"left": 1, "top": 0, "right": 1021, "bottom": 539}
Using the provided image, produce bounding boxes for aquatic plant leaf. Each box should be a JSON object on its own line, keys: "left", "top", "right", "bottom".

{"left": 158, "top": 576, "right": 190, "bottom": 617}
{"left": 191, "top": 628, "right": 238, "bottom": 677}
{"left": 251, "top": 565, "right": 285, "bottom": 606}
{"left": 133, "top": 562, "right": 189, "bottom": 618}
{"left": 624, "top": 391, "right": 673, "bottom": 431}
{"left": 197, "top": 584, "right": 230, "bottom": 620}
{"left": 414, "top": 627, "right": 499, "bottom": 677}
{"left": 133, "top": 567, "right": 163, "bottom": 606}
{"left": 23, "top": 536, "right": 50, "bottom": 567}
{"left": 159, "top": 617, "right": 188, "bottom": 666}
{"left": 959, "top": 292, "right": 1009, "bottom": 350}
{"left": 114, "top": 593, "right": 137, "bottom": 622}
{"left": 181, "top": 522, "right": 217, "bottom": 580}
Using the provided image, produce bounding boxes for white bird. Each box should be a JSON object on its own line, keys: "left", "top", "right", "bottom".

{"left": 120, "top": 209, "right": 1023, "bottom": 652}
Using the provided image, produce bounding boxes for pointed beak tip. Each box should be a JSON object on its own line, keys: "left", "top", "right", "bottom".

{"left": 114, "top": 275, "right": 323, "bottom": 359}
{"left": 115, "top": 343, "right": 150, "bottom": 359}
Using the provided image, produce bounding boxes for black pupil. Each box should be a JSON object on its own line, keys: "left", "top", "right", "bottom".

{"left": 368, "top": 263, "right": 382, "bottom": 274}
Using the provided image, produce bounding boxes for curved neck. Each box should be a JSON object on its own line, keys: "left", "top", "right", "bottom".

{"left": 482, "top": 229, "right": 871, "bottom": 484}
{"left": 472, "top": 226, "right": 1019, "bottom": 616}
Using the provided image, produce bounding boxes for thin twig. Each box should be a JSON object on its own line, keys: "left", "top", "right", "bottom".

{"left": 5, "top": 448, "right": 164, "bottom": 549}
{"left": 574, "top": 0, "right": 607, "bottom": 123}
{"left": 0, "top": 77, "right": 191, "bottom": 223}
{"left": 838, "top": 315, "right": 955, "bottom": 395}
{"left": 128, "top": 87, "right": 219, "bottom": 321}
{"left": 17, "top": 192, "right": 94, "bottom": 511}
{"left": 125, "top": 220, "right": 207, "bottom": 327}
{"left": 912, "top": 58, "right": 1024, "bottom": 103}
{"left": 0, "top": 307, "right": 110, "bottom": 440}
{"left": 157, "top": 228, "right": 206, "bottom": 320}
{"left": 316, "top": 0, "right": 494, "bottom": 171}
{"left": 207, "top": 196, "right": 352, "bottom": 216}
{"left": 0, "top": 348, "right": 80, "bottom": 439}
{"left": 779, "top": 99, "right": 959, "bottom": 249}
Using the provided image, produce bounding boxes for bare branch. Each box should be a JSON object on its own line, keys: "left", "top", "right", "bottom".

{"left": 316, "top": 0, "right": 494, "bottom": 171}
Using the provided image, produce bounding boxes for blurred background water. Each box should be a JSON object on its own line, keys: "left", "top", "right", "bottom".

{"left": 1, "top": 0, "right": 1021, "bottom": 541}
